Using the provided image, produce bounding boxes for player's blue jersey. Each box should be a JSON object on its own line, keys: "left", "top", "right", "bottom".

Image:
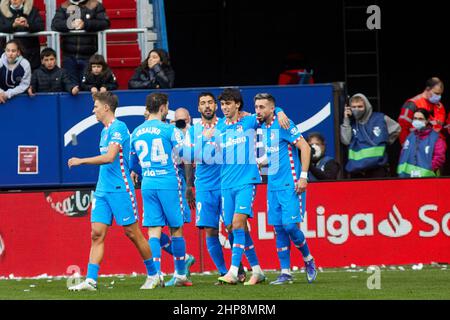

{"left": 96, "top": 119, "right": 135, "bottom": 193}
{"left": 131, "top": 119, "right": 185, "bottom": 190}
{"left": 261, "top": 116, "right": 303, "bottom": 191}
{"left": 214, "top": 115, "right": 262, "bottom": 189}
{"left": 187, "top": 121, "right": 221, "bottom": 192}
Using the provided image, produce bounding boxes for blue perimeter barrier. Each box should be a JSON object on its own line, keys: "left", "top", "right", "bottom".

{"left": 0, "top": 84, "right": 335, "bottom": 188}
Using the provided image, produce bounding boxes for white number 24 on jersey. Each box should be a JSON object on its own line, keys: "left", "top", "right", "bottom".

{"left": 135, "top": 139, "right": 169, "bottom": 167}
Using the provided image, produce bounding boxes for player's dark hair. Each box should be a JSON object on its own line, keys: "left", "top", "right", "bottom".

{"left": 425, "top": 77, "right": 443, "bottom": 90}
{"left": 254, "top": 93, "right": 276, "bottom": 105}
{"left": 198, "top": 92, "right": 216, "bottom": 104}
{"left": 40, "top": 47, "right": 57, "bottom": 60}
{"left": 218, "top": 88, "right": 244, "bottom": 111}
{"left": 307, "top": 132, "right": 326, "bottom": 145}
{"left": 93, "top": 92, "right": 119, "bottom": 113}
{"left": 414, "top": 108, "right": 431, "bottom": 120}
{"left": 146, "top": 93, "right": 169, "bottom": 114}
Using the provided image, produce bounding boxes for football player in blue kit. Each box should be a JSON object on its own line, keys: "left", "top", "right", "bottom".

{"left": 67, "top": 92, "right": 160, "bottom": 291}
{"left": 254, "top": 93, "right": 317, "bottom": 284}
{"left": 130, "top": 93, "right": 192, "bottom": 287}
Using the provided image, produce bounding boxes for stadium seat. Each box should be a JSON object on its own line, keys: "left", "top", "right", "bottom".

{"left": 278, "top": 69, "right": 315, "bottom": 85}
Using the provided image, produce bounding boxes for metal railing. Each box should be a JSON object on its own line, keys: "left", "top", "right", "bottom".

{"left": 98, "top": 28, "right": 149, "bottom": 61}
{"left": 0, "top": 30, "right": 60, "bottom": 63}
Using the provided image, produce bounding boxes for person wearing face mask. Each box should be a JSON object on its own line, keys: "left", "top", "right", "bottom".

{"left": 307, "top": 132, "right": 340, "bottom": 181}
{"left": 398, "top": 77, "right": 446, "bottom": 146}
{"left": 341, "top": 93, "right": 401, "bottom": 178}
{"left": 0, "top": 0, "right": 44, "bottom": 70}
{"left": 397, "top": 108, "right": 446, "bottom": 177}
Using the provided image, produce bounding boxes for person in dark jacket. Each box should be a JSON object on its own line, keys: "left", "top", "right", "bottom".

{"left": 80, "top": 53, "right": 117, "bottom": 93}
{"left": 128, "top": 48, "right": 175, "bottom": 90}
{"left": 307, "top": 132, "right": 341, "bottom": 180}
{"left": 28, "top": 47, "right": 79, "bottom": 95}
{"left": 0, "top": 0, "right": 45, "bottom": 70}
{"left": 51, "top": 0, "right": 110, "bottom": 84}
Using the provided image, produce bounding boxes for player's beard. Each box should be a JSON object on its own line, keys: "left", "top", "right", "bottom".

{"left": 201, "top": 110, "right": 215, "bottom": 121}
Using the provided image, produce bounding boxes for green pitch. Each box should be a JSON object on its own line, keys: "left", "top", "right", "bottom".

{"left": 1, "top": 266, "right": 449, "bottom": 300}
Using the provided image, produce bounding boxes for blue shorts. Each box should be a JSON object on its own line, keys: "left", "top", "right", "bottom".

{"left": 221, "top": 184, "right": 256, "bottom": 227}
{"left": 267, "top": 189, "right": 306, "bottom": 226}
{"left": 142, "top": 189, "right": 184, "bottom": 228}
{"left": 195, "top": 189, "right": 222, "bottom": 229}
{"left": 91, "top": 191, "right": 138, "bottom": 226}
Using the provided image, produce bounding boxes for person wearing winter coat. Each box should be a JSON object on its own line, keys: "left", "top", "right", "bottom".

{"left": 0, "top": 0, "right": 45, "bottom": 70}
{"left": 28, "top": 47, "right": 79, "bottom": 95}
{"left": 80, "top": 53, "right": 118, "bottom": 93}
{"left": 51, "top": 0, "right": 110, "bottom": 84}
{"left": 128, "top": 48, "right": 175, "bottom": 90}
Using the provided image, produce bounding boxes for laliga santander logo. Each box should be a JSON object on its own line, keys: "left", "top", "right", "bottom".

{"left": 378, "top": 205, "right": 412, "bottom": 237}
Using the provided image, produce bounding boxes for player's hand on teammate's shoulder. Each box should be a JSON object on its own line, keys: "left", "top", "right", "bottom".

{"left": 130, "top": 171, "right": 139, "bottom": 186}
{"left": 295, "top": 178, "right": 308, "bottom": 194}
{"left": 68, "top": 157, "right": 82, "bottom": 168}
{"left": 277, "top": 111, "right": 291, "bottom": 129}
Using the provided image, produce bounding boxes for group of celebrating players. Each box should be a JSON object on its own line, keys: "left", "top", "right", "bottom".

{"left": 67, "top": 88, "right": 317, "bottom": 291}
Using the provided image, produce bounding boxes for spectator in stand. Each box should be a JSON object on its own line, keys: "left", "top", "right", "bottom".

{"left": 28, "top": 47, "right": 79, "bottom": 95}
{"left": 341, "top": 93, "right": 401, "bottom": 178}
{"left": 0, "top": 39, "right": 30, "bottom": 103}
{"left": 128, "top": 49, "right": 175, "bottom": 90}
{"left": 80, "top": 54, "right": 118, "bottom": 93}
{"left": 307, "top": 132, "right": 340, "bottom": 180}
{"left": 397, "top": 108, "right": 446, "bottom": 178}
{"left": 0, "top": 0, "right": 44, "bottom": 70}
{"left": 51, "top": 0, "right": 110, "bottom": 84}
{"left": 398, "top": 77, "right": 446, "bottom": 146}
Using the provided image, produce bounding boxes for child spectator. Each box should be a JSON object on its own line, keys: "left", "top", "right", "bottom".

{"left": 0, "top": 39, "right": 30, "bottom": 103}
{"left": 28, "top": 47, "right": 79, "bottom": 96}
{"left": 80, "top": 54, "right": 118, "bottom": 93}
{"left": 128, "top": 48, "right": 175, "bottom": 89}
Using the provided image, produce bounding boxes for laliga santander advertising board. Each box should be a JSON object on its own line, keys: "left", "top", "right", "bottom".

{"left": 1, "top": 179, "right": 450, "bottom": 277}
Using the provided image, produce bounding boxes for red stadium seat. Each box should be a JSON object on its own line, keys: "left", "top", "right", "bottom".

{"left": 278, "top": 69, "right": 315, "bottom": 85}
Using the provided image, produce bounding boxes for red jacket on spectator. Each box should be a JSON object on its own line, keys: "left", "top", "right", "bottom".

{"left": 398, "top": 94, "right": 446, "bottom": 145}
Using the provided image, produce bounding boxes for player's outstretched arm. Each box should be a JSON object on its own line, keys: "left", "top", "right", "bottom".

{"left": 68, "top": 144, "right": 120, "bottom": 168}
{"left": 294, "top": 137, "right": 311, "bottom": 194}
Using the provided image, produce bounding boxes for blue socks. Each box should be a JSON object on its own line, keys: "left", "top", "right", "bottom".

{"left": 244, "top": 232, "right": 259, "bottom": 267}
{"left": 143, "top": 258, "right": 157, "bottom": 276}
{"left": 149, "top": 237, "right": 162, "bottom": 273}
{"left": 206, "top": 236, "right": 227, "bottom": 275}
{"left": 231, "top": 229, "right": 245, "bottom": 268}
{"left": 274, "top": 225, "right": 291, "bottom": 270}
{"left": 160, "top": 232, "right": 173, "bottom": 255}
{"left": 86, "top": 263, "right": 100, "bottom": 282}
{"left": 285, "top": 223, "right": 311, "bottom": 258}
{"left": 171, "top": 236, "right": 187, "bottom": 276}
